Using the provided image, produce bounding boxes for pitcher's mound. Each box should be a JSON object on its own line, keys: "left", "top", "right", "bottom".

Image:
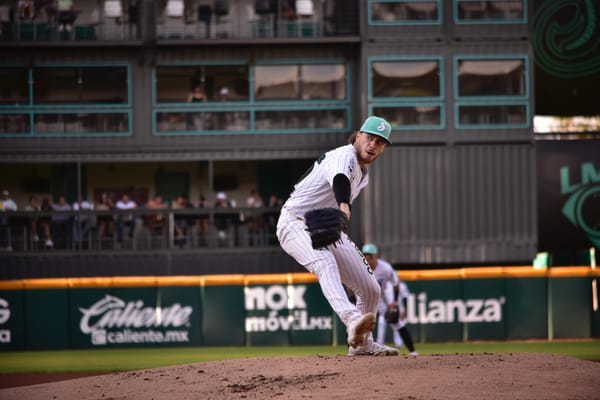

{"left": 1, "top": 353, "right": 599, "bottom": 399}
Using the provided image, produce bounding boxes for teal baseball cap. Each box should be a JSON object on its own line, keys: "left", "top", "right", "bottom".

{"left": 359, "top": 116, "right": 392, "bottom": 144}
{"left": 361, "top": 243, "right": 378, "bottom": 255}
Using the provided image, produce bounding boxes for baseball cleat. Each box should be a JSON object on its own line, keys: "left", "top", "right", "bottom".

{"left": 348, "top": 341, "right": 400, "bottom": 357}
{"left": 347, "top": 312, "right": 376, "bottom": 348}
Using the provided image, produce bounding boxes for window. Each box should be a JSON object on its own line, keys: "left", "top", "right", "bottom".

{"left": 456, "top": 0, "right": 525, "bottom": 23}
{"left": 155, "top": 65, "right": 250, "bottom": 103}
{"left": 455, "top": 56, "right": 529, "bottom": 128}
{"left": 0, "top": 65, "right": 132, "bottom": 137}
{"left": 369, "top": 57, "right": 444, "bottom": 130}
{"left": 156, "top": 110, "right": 250, "bottom": 133}
{"left": 34, "top": 112, "right": 130, "bottom": 134}
{"left": 33, "top": 66, "right": 128, "bottom": 104}
{"left": 0, "top": 68, "right": 29, "bottom": 106}
{"left": 254, "top": 64, "right": 346, "bottom": 101}
{"left": 373, "top": 105, "right": 442, "bottom": 128}
{"left": 154, "top": 62, "right": 350, "bottom": 136}
{"left": 255, "top": 109, "right": 347, "bottom": 130}
{"left": 0, "top": 113, "right": 30, "bottom": 135}
{"left": 457, "top": 59, "right": 526, "bottom": 97}
{"left": 371, "top": 60, "right": 441, "bottom": 98}
{"left": 458, "top": 104, "right": 527, "bottom": 125}
{"left": 369, "top": 1, "right": 441, "bottom": 24}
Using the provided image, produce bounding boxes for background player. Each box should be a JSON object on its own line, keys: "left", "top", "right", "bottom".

{"left": 362, "top": 243, "right": 418, "bottom": 355}
{"left": 277, "top": 116, "right": 398, "bottom": 356}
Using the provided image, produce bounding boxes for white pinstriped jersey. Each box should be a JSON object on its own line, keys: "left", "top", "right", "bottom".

{"left": 283, "top": 144, "right": 368, "bottom": 218}
{"left": 397, "top": 281, "right": 410, "bottom": 304}
{"left": 372, "top": 258, "right": 399, "bottom": 310}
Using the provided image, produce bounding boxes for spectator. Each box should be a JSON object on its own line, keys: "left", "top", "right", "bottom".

{"left": 24, "top": 195, "right": 41, "bottom": 243}
{"left": 72, "top": 195, "right": 94, "bottom": 246}
{"left": 265, "top": 193, "right": 281, "bottom": 244}
{"left": 172, "top": 194, "right": 193, "bottom": 247}
{"left": 187, "top": 85, "right": 208, "bottom": 130}
{"left": 245, "top": 188, "right": 264, "bottom": 246}
{"left": 57, "top": 0, "right": 76, "bottom": 32}
{"left": 127, "top": 0, "right": 139, "bottom": 39}
{"left": 39, "top": 197, "right": 54, "bottom": 248}
{"left": 214, "top": 191, "right": 233, "bottom": 246}
{"left": 18, "top": 0, "right": 35, "bottom": 20}
{"left": 0, "top": 190, "right": 17, "bottom": 251}
{"left": 187, "top": 85, "right": 207, "bottom": 103}
{"left": 95, "top": 193, "right": 115, "bottom": 245}
{"left": 115, "top": 193, "right": 137, "bottom": 244}
{"left": 218, "top": 86, "right": 229, "bottom": 101}
{"left": 145, "top": 193, "right": 167, "bottom": 235}
{"left": 43, "top": 0, "right": 57, "bottom": 24}
{"left": 194, "top": 194, "right": 209, "bottom": 244}
{"left": 51, "top": 195, "right": 72, "bottom": 248}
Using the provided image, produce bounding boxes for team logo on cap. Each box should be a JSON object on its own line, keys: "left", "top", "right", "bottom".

{"left": 377, "top": 122, "right": 387, "bottom": 132}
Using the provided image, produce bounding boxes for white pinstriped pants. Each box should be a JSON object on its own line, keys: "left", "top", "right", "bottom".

{"left": 277, "top": 208, "right": 380, "bottom": 333}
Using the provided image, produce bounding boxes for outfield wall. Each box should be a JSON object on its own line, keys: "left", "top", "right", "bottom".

{"left": 0, "top": 267, "right": 598, "bottom": 350}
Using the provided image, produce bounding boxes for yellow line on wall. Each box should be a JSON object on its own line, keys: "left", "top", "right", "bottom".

{"left": 0, "top": 267, "right": 598, "bottom": 290}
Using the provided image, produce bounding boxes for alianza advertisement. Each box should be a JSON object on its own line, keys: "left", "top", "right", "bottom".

{"left": 0, "top": 269, "right": 597, "bottom": 350}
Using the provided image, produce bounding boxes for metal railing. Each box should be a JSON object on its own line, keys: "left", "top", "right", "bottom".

{"left": 0, "top": 206, "right": 281, "bottom": 252}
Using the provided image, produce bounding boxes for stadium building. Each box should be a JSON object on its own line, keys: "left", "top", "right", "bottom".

{"left": 0, "top": 0, "right": 597, "bottom": 279}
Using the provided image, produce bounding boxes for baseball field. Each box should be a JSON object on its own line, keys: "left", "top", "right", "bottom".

{"left": 1, "top": 339, "right": 600, "bottom": 374}
{"left": 1, "top": 339, "right": 599, "bottom": 399}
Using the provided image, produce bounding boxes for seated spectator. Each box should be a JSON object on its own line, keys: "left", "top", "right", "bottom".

{"left": 1, "top": 190, "right": 17, "bottom": 251}
{"left": 128, "top": 0, "right": 139, "bottom": 39}
{"left": 72, "top": 195, "right": 94, "bottom": 246}
{"left": 18, "top": 0, "right": 35, "bottom": 20}
{"left": 24, "top": 195, "right": 40, "bottom": 243}
{"left": 43, "top": 0, "right": 57, "bottom": 24}
{"left": 115, "top": 193, "right": 137, "bottom": 244}
{"left": 194, "top": 194, "right": 209, "bottom": 244}
{"left": 265, "top": 194, "right": 282, "bottom": 245}
{"left": 39, "top": 197, "right": 54, "bottom": 248}
{"left": 51, "top": 194, "right": 72, "bottom": 248}
{"left": 214, "top": 191, "right": 233, "bottom": 245}
{"left": 245, "top": 188, "right": 265, "bottom": 246}
{"left": 57, "top": 0, "right": 76, "bottom": 32}
{"left": 172, "top": 194, "right": 193, "bottom": 247}
{"left": 144, "top": 194, "right": 167, "bottom": 235}
{"left": 95, "top": 193, "right": 115, "bottom": 245}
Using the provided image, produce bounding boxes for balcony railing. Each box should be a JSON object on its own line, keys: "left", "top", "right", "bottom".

{"left": 0, "top": 207, "right": 282, "bottom": 252}
{"left": 0, "top": 0, "right": 358, "bottom": 43}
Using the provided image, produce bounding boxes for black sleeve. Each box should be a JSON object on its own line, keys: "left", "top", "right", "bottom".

{"left": 332, "top": 173, "right": 351, "bottom": 205}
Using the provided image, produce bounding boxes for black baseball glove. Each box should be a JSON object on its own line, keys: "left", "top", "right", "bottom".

{"left": 384, "top": 305, "right": 400, "bottom": 324}
{"left": 304, "top": 208, "right": 348, "bottom": 250}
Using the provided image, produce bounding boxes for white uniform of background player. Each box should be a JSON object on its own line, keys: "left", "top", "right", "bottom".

{"left": 277, "top": 116, "right": 399, "bottom": 356}
{"left": 362, "top": 243, "right": 418, "bottom": 355}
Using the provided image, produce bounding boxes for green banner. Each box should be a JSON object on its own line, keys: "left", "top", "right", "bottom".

{"left": 0, "top": 272, "right": 598, "bottom": 351}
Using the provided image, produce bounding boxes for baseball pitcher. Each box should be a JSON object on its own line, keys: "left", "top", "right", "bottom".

{"left": 277, "top": 116, "right": 399, "bottom": 356}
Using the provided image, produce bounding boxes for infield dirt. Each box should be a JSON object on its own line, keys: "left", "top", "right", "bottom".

{"left": 1, "top": 352, "right": 599, "bottom": 399}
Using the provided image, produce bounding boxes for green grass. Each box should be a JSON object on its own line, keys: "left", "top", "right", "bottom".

{"left": 1, "top": 340, "right": 599, "bottom": 374}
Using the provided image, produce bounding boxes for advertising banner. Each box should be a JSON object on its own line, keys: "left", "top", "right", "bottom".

{"left": 0, "top": 268, "right": 597, "bottom": 351}
{"left": 203, "top": 285, "right": 245, "bottom": 346}
{"left": 0, "top": 291, "right": 24, "bottom": 350}
{"left": 70, "top": 286, "right": 201, "bottom": 349}
{"left": 244, "top": 282, "right": 334, "bottom": 346}
{"left": 537, "top": 139, "right": 600, "bottom": 255}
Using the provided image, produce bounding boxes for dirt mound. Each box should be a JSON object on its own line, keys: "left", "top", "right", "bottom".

{"left": 1, "top": 353, "right": 599, "bottom": 399}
